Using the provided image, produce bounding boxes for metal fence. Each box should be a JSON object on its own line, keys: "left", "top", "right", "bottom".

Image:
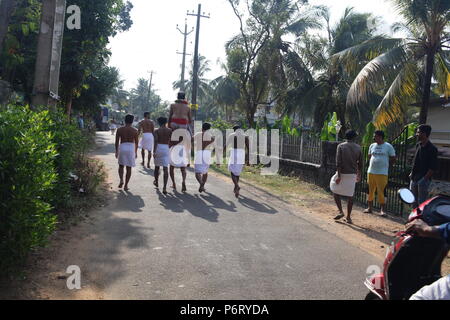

{"left": 353, "top": 127, "right": 414, "bottom": 216}
{"left": 280, "top": 131, "right": 322, "bottom": 164}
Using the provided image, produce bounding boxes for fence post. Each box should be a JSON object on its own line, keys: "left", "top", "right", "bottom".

{"left": 300, "top": 132, "right": 304, "bottom": 162}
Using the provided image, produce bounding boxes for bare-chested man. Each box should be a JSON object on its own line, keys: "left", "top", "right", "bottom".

{"left": 115, "top": 114, "right": 139, "bottom": 191}
{"left": 153, "top": 117, "right": 172, "bottom": 194}
{"left": 169, "top": 92, "right": 192, "bottom": 135}
{"left": 169, "top": 131, "right": 190, "bottom": 193}
{"left": 227, "top": 125, "right": 250, "bottom": 198}
{"left": 138, "top": 112, "right": 155, "bottom": 168}
{"left": 194, "top": 122, "right": 215, "bottom": 193}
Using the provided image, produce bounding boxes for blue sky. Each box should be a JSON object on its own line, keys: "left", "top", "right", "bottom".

{"left": 108, "top": 0, "right": 402, "bottom": 102}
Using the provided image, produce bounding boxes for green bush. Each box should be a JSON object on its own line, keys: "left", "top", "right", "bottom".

{"left": 0, "top": 106, "right": 58, "bottom": 272}
{"left": 44, "top": 112, "right": 88, "bottom": 210}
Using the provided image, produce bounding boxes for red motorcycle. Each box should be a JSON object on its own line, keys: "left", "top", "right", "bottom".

{"left": 364, "top": 189, "right": 450, "bottom": 300}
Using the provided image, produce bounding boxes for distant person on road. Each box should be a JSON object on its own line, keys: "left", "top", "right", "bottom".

{"left": 115, "top": 114, "right": 139, "bottom": 191}
{"left": 227, "top": 126, "right": 250, "bottom": 198}
{"left": 77, "top": 114, "right": 84, "bottom": 129}
{"left": 168, "top": 91, "right": 192, "bottom": 135}
{"left": 364, "top": 130, "right": 396, "bottom": 217}
{"left": 153, "top": 117, "right": 172, "bottom": 194}
{"left": 138, "top": 112, "right": 155, "bottom": 168}
{"left": 109, "top": 119, "right": 117, "bottom": 135}
{"left": 330, "top": 130, "right": 362, "bottom": 224}
{"left": 194, "top": 122, "right": 215, "bottom": 193}
{"left": 409, "top": 124, "right": 439, "bottom": 207}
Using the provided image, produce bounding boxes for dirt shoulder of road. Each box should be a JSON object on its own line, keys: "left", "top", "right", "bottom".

{"left": 0, "top": 152, "right": 113, "bottom": 300}
{"left": 209, "top": 164, "right": 450, "bottom": 274}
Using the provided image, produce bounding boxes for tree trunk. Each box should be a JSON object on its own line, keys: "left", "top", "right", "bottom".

{"left": 0, "top": 0, "right": 16, "bottom": 55}
{"left": 66, "top": 95, "right": 72, "bottom": 118}
{"left": 419, "top": 50, "right": 436, "bottom": 124}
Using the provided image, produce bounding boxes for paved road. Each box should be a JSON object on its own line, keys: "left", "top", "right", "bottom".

{"left": 79, "top": 132, "right": 380, "bottom": 299}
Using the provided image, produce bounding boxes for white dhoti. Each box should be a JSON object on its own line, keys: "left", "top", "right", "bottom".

{"left": 139, "top": 132, "right": 154, "bottom": 151}
{"left": 118, "top": 142, "right": 136, "bottom": 167}
{"left": 228, "top": 148, "right": 245, "bottom": 176}
{"left": 194, "top": 150, "right": 212, "bottom": 174}
{"left": 154, "top": 144, "right": 170, "bottom": 167}
{"left": 170, "top": 144, "right": 189, "bottom": 168}
{"left": 330, "top": 172, "right": 357, "bottom": 197}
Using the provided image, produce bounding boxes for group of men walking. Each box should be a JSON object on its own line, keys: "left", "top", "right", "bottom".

{"left": 330, "top": 125, "right": 439, "bottom": 224}
{"left": 114, "top": 92, "right": 249, "bottom": 197}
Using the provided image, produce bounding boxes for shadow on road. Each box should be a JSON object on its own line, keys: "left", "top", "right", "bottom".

{"left": 238, "top": 195, "right": 278, "bottom": 214}
{"left": 335, "top": 220, "right": 394, "bottom": 245}
{"left": 156, "top": 190, "right": 221, "bottom": 223}
{"left": 112, "top": 190, "right": 146, "bottom": 213}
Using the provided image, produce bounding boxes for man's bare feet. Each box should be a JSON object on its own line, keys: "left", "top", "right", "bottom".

{"left": 344, "top": 217, "right": 353, "bottom": 224}
{"left": 124, "top": 185, "right": 129, "bottom": 191}
{"left": 153, "top": 180, "right": 158, "bottom": 188}
{"left": 171, "top": 184, "right": 177, "bottom": 191}
{"left": 141, "top": 161, "right": 145, "bottom": 166}
{"left": 147, "top": 163, "right": 150, "bottom": 169}
{"left": 334, "top": 213, "right": 344, "bottom": 220}
{"left": 182, "top": 183, "right": 187, "bottom": 193}
{"left": 118, "top": 182, "right": 124, "bottom": 188}
{"left": 234, "top": 186, "right": 240, "bottom": 198}
{"left": 162, "top": 188, "right": 167, "bottom": 195}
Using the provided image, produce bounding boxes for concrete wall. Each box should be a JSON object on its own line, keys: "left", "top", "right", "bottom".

{"left": 428, "top": 106, "right": 450, "bottom": 147}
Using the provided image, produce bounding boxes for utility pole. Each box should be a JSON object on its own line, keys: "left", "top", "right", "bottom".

{"left": 187, "top": 4, "right": 209, "bottom": 121}
{"left": 176, "top": 20, "right": 193, "bottom": 92}
{"left": 147, "top": 70, "right": 153, "bottom": 115}
{"left": 32, "top": 0, "right": 66, "bottom": 110}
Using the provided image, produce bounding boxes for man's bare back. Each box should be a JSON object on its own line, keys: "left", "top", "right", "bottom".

{"left": 139, "top": 119, "right": 155, "bottom": 134}
{"left": 116, "top": 126, "right": 139, "bottom": 144}
{"left": 154, "top": 127, "right": 172, "bottom": 145}
{"left": 194, "top": 131, "right": 215, "bottom": 151}
{"left": 169, "top": 102, "right": 192, "bottom": 124}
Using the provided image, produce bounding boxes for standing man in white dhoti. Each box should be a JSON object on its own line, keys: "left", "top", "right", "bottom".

{"left": 138, "top": 112, "right": 155, "bottom": 168}
{"left": 330, "top": 130, "right": 362, "bottom": 224}
{"left": 194, "top": 122, "right": 215, "bottom": 193}
{"left": 226, "top": 126, "right": 250, "bottom": 198}
{"left": 115, "top": 114, "right": 139, "bottom": 191}
{"left": 153, "top": 117, "right": 172, "bottom": 194}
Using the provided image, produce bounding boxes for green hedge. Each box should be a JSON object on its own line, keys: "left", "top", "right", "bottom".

{"left": 0, "top": 105, "right": 88, "bottom": 273}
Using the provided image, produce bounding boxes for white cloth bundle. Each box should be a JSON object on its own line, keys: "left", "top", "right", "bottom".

{"left": 154, "top": 144, "right": 170, "bottom": 167}
{"left": 118, "top": 142, "right": 136, "bottom": 167}
{"left": 330, "top": 172, "right": 357, "bottom": 197}
{"left": 228, "top": 148, "right": 245, "bottom": 176}
{"left": 139, "top": 132, "right": 154, "bottom": 151}
{"left": 170, "top": 144, "right": 189, "bottom": 168}
{"left": 194, "top": 150, "right": 212, "bottom": 174}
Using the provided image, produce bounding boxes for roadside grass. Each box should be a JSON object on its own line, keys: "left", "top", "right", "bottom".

{"left": 210, "top": 163, "right": 329, "bottom": 206}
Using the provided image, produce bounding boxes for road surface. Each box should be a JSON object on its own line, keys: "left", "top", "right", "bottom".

{"left": 67, "top": 132, "right": 380, "bottom": 299}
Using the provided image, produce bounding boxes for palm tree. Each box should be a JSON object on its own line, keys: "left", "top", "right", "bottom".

{"left": 290, "top": 7, "right": 379, "bottom": 133}
{"left": 335, "top": 0, "right": 450, "bottom": 126}
{"left": 173, "top": 55, "right": 212, "bottom": 103}
{"left": 211, "top": 64, "right": 241, "bottom": 121}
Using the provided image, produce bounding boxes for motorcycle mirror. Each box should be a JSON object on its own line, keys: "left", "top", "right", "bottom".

{"left": 398, "top": 188, "right": 415, "bottom": 204}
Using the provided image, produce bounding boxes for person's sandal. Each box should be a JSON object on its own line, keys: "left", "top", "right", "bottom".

{"left": 363, "top": 208, "right": 372, "bottom": 214}
{"left": 344, "top": 217, "right": 353, "bottom": 224}
{"left": 334, "top": 213, "right": 345, "bottom": 220}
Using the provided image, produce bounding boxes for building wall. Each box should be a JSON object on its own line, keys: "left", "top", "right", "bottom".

{"left": 428, "top": 106, "right": 450, "bottom": 147}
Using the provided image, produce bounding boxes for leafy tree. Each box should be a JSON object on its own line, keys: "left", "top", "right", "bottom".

{"left": 292, "top": 7, "right": 379, "bottom": 135}
{"left": 60, "top": 0, "right": 133, "bottom": 117}
{"left": 335, "top": 0, "right": 450, "bottom": 126}
{"left": 129, "top": 77, "right": 161, "bottom": 117}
